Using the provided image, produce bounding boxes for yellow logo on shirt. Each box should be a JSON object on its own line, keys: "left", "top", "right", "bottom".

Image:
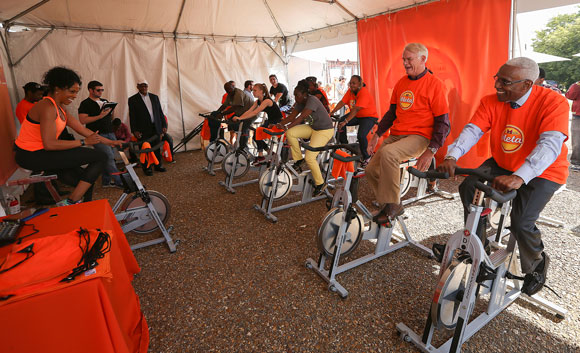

{"left": 501, "top": 125, "right": 524, "bottom": 153}
{"left": 399, "top": 90, "right": 414, "bottom": 110}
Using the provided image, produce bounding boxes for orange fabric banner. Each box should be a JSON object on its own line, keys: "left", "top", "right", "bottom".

{"left": 0, "top": 55, "right": 17, "bottom": 184}
{"left": 358, "top": 0, "right": 511, "bottom": 168}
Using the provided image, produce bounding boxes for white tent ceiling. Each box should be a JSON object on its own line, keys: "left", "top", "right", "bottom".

{"left": 0, "top": 0, "right": 576, "bottom": 151}
{"left": 1, "top": 0, "right": 440, "bottom": 39}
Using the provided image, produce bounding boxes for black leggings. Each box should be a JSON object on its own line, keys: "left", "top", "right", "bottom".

{"left": 337, "top": 115, "right": 378, "bottom": 160}
{"left": 15, "top": 145, "right": 107, "bottom": 201}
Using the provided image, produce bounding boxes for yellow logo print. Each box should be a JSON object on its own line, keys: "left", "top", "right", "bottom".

{"left": 399, "top": 90, "right": 414, "bottom": 110}
{"left": 501, "top": 125, "right": 524, "bottom": 153}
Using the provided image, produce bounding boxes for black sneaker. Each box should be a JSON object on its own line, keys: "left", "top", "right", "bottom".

{"left": 312, "top": 182, "right": 327, "bottom": 197}
{"left": 521, "top": 252, "right": 550, "bottom": 296}
{"left": 292, "top": 159, "right": 305, "bottom": 173}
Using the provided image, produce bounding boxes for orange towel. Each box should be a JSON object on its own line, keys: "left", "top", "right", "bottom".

{"left": 139, "top": 142, "right": 159, "bottom": 167}
{"left": 331, "top": 150, "right": 355, "bottom": 179}
{"left": 162, "top": 140, "right": 173, "bottom": 162}
{"left": 255, "top": 126, "right": 285, "bottom": 141}
{"left": 201, "top": 119, "right": 211, "bottom": 141}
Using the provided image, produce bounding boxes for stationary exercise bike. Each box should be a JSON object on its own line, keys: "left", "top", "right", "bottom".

{"left": 201, "top": 113, "right": 232, "bottom": 176}
{"left": 396, "top": 167, "right": 567, "bottom": 353}
{"left": 112, "top": 140, "right": 177, "bottom": 252}
{"left": 253, "top": 134, "right": 337, "bottom": 223}
{"left": 306, "top": 147, "right": 437, "bottom": 298}
{"left": 219, "top": 118, "right": 274, "bottom": 193}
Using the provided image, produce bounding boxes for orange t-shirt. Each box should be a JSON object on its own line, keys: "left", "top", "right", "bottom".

{"left": 15, "top": 99, "right": 35, "bottom": 124}
{"left": 341, "top": 86, "right": 378, "bottom": 118}
{"left": 15, "top": 97, "right": 68, "bottom": 151}
{"left": 389, "top": 72, "right": 448, "bottom": 139}
{"left": 222, "top": 93, "right": 235, "bottom": 119}
{"left": 470, "top": 85, "right": 569, "bottom": 184}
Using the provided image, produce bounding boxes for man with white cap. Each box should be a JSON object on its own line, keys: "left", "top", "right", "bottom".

{"left": 128, "top": 79, "right": 167, "bottom": 175}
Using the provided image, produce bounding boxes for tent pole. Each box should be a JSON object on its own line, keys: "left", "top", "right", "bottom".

{"left": 262, "top": 39, "right": 287, "bottom": 66}
{"left": 13, "top": 27, "right": 54, "bottom": 66}
{"left": 509, "top": 0, "right": 516, "bottom": 59}
{"left": 2, "top": 0, "right": 51, "bottom": 27}
{"left": 333, "top": 0, "right": 358, "bottom": 20}
{"left": 262, "top": 0, "right": 285, "bottom": 37}
{"left": 0, "top": 29, "right": 20, "bottom": 102}
{"left": 173, "top": 0, "right": 188, "bottom": 150}
{"left": 173, "top": 37, "right": 187, "bottom": 151}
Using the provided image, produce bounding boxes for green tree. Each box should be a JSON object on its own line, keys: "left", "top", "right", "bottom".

{"left": 532, "top": 8, "right": 580, "bottom": 89}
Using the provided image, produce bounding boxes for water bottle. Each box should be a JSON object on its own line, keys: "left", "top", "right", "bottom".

{"left": 7, "top": 195, "right": 21, "bottom": 215}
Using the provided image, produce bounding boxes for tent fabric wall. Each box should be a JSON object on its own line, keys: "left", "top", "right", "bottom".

{"left": 0, "top": 52, "right": 17, "bottom": 185}
{"left": 358, "top": 0, "right": 511, "bottom": 168}
{"left": 4, "top": 29, "right": 283, "bottom": 150}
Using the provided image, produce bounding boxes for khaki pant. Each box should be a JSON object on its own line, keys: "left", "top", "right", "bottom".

{"left": 365, "top": 134, "right": 430, "bottom": 204}
{"left": 286, "top": 124, "right": 334, "bottom": 185}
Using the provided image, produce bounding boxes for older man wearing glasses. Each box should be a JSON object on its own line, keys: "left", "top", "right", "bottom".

{"left": 78, "top": 80, "right": 122, "bottom": 187}
{"left": 438, "top": 57, "right": 570, "bottom": 296}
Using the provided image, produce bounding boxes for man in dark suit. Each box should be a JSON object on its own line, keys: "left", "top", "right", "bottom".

{"left": 128, "top": 79, "right": 167, "bottom": 175}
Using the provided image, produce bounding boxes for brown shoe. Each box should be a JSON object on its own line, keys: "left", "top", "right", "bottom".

{"left": 372, "top": 203, "right": 404, "bottom": 224}
{"left": 387, "top": 202, "right": 404, "bottom": 218}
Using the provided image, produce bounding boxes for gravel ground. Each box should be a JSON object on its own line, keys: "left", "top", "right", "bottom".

{"left": 92, "top": 150, "right": 580, "bottom": 353}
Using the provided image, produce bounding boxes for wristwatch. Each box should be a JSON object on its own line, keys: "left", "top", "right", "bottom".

{"left": 80, "top": 139, "right": 86, "bottom": 146}
{"left": 444, "top": 155, "right": 457, "bottom": 161}
{"left": 428, "top": 146, "right": 438, "bottom": 154}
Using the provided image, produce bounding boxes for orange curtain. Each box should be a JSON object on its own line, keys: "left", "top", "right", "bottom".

{"left": 0, "top": 55, "right": 17, "bottom": 184}
{"left": 358, "top": 0, "right": 511, "bottom": 168}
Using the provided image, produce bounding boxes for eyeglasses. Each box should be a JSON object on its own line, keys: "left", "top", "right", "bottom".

{"left": 95, "top": 89, "right": 105, "bottom": 92}
{"left": 493, "top": 75, "right": 528, "bottom": 86}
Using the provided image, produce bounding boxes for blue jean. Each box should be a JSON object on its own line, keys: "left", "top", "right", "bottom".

{"left": 93, "top": 132, "right": 122, "bottom": 186}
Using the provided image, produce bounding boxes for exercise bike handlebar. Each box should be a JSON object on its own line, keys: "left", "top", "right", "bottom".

{"left": 262, "top": 129, "right": 285, "bottom": 137}
{"left": 408, "top": 167, "right": 517, "bottom": 203}
{"left": 473, "top": 181, "right": 517, "bottom": 204}
{"left": 300, "top": 141, "right": 361, "bottom": 155}
{"left": 332, "top": 151, "right": 362, "bottom": 163}
{"left": 407, "top": 167, "right": 449, "bottom": 180}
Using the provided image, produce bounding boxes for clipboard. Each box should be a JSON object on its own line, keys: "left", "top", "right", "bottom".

{"left": 100, "top": 102, "right": 117, "bottom": 113}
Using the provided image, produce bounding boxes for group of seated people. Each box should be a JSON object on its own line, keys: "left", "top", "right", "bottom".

{"left": 13, "top": 67, "right": 175, "bottom": 206}
{"left": 13, "top": 41, "right": 571, "bottom": 297}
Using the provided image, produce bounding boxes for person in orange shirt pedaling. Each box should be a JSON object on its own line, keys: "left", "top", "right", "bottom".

{"left": 15, "top": 82, "right": 45, "bottom": 124}
{"left": 330, "top": 75, "right": 379, "bottom": 165}
{"left": 439, "top": 57, "right": 570, "bottom": 296}
{"left": 366, "top": 42, "right": 450, "bottom": 223}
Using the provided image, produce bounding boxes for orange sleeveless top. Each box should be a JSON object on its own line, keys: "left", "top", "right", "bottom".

{"left": 15, "top": 97, "right": 68, "bottom": 151}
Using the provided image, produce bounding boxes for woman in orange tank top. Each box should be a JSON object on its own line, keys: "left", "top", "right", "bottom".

{"left": 14, "top": 67, "right": 121, "bottom": 205}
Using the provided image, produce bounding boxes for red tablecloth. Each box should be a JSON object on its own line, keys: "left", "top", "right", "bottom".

{"left": 0, "top": 200, "right": 149, "bottom": 353}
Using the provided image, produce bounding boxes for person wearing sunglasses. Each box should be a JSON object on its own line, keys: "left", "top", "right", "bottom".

{"left": 438, "top": 57, "right": 570, "bottom": 296}
{"left": 78, "top": 80, "right": 122, "bottom": 188}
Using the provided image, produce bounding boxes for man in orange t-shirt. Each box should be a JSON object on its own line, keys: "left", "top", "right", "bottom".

{"left": 439, "top": 57, "right": 569, "bottom": 296}
{"left": 365, "top": 43, "right": 450, "bottom": 222}
{"left": 330, "top": 75, "right": 379, "bottom": 162}
{"left": 15, "top": 82, "right": 44, "bottom": 124}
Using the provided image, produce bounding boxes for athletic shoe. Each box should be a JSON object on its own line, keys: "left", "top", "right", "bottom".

{"left": 291, "top": 159, "right": 305, "bottom": 173}
{"left": 252, "top": 156, "right": 266, "bottom": 166}
{"left": 56, "top": 198, "right": 82, "bottom": 207}
{"left": 312, "top": 182, "right": 327, "bottom": 197}
{"left": 571, "top": 164, "right": 580, "bottom": 172}
{"left": 521, "top": 252, "right": 550, "bottom": 296}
